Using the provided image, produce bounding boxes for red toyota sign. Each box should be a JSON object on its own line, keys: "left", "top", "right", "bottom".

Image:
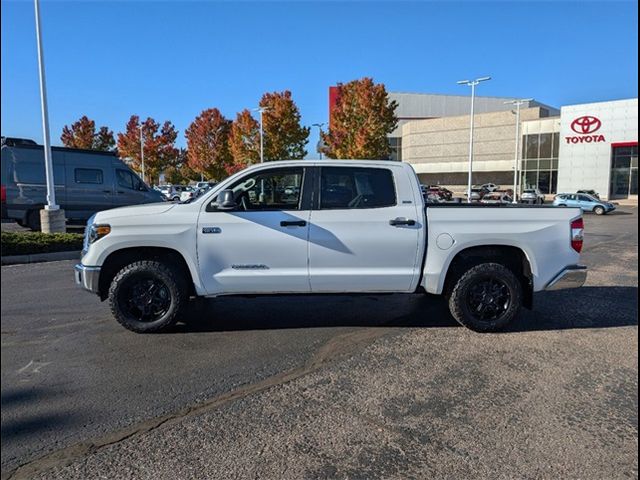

{"left": 566, "top": 115, "right": 605, "bottom": 144}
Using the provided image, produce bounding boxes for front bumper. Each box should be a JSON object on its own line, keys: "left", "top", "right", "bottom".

{"left": 545, "top": 265, "right": 588, "bottom": 291}
{"left": 74, "top": 264, "right": 101, "bottom": 294}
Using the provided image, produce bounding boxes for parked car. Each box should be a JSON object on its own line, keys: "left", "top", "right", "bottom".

{"left": 196, "top": 181, "right": 217, "bottom": 190}
{"left": 480, "top": 192, "right": 513, "bottom": 204}
{"left": 180, "top": 186, "right": 211, "bottom": 203}
{"left": 474, "top": 183, "right": 499, "bottom": 192}
{"left": 158, "top": 185, "right": 179, "bottom": 202}
{"left": 577, "top": 189, "right": 600, "bottom": 200}
{"left": 465, "top": 187, "right": 486, "bottom": 202}
{"left": 179, "top": 186, "right": 197, "bottom": 202}
{"left": 75, "top": 160, "right": 587, "bottom": 334}
{"left": 159, "top": 185, "right": 190, "bottom": 202}
{"left": 426, "top": 185, "right": 454, "bottom": 201}
{"left": 553, "top": 193, "right": 615, "bottom": 215}
{"left": 0, "top": 138, "right": 164, "bottom": 230}
{"left": 521, "top": 188, "right": 545, "bottom": 204}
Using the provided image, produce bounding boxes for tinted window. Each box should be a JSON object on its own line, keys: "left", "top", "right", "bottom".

{"left": 117, "top": 169, "right": 142, "bottom": 190}
{"left": 226, "top": 167, "right": 304, "bottom": 210}
{"left": 74, "top": 168, "right": 103, "bottom": 184}
{"left": 539, "top": 133, "right": 552, "bottom": 158}
{"left": 320, "top": 167, "right": 396, "bottom": 209}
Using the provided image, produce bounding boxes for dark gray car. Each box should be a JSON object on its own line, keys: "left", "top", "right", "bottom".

{"left": 1, "top": 138, "right": 164, "bottom": 230}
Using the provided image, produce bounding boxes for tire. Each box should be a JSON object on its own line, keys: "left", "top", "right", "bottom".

{"left": 108, "top": 260, "right": 187, "bottom": 333}
{"left": 594, "top": 206, "right": 605, "bottom": 215}
{"left": 448, "top": 263, "right": 522, "bottom": 332}
{"left": 26, "top": 210, "right": 41, "bottom": 231}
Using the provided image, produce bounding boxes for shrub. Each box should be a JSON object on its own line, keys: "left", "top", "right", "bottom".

{"left": 1, "top": 231, "right": 84, "bottom": 256}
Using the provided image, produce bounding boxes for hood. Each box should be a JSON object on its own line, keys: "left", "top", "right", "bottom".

{"left": 93, "top": 202, "right": 176, "bottom": 223}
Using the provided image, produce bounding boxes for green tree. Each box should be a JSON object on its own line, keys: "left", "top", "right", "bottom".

{"left": 321, "top": 78, "right": 398, "bottom": 159}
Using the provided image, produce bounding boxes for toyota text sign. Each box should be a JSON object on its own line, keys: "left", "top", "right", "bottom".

{"left": 566, "top": 116, "right": 605, "bottom": 144}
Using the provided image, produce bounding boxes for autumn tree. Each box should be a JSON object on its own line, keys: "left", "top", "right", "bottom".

{"left": 117, "top": 115, "right": 179, "bottom": 184}
{"left": 228, "top": 109, "right": 260, "bottom": 174}
{"left": 185, "top": 108, "right": 232, "bottom": 181}
{"left": 259, "top": 91, "right": 310, "bottom": 161}
{"left": 321, "top": 78, "right": 398, "bottom": 159}
{"left": 60, "top": 116, "right": 115, "bottom": 151}
{"left": 163, "top": 148, "right": 197, "bottom": 184}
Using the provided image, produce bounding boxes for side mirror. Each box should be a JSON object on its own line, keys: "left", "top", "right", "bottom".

{"left": 212, "top": 190, "right": 237, "bottom": 211}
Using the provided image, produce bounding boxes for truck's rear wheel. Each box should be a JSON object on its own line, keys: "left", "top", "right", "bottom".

{"left": 448, "top": 263, "right": 522, "bottom": 332}
{"left": 108, "top": 260, "right": 187, "bottom": 333}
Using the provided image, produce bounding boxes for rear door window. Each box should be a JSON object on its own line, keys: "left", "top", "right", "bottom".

{"left": 74, "top": 168, "right": 103, "bottom": 184}
{"left": 319, "top": 167, "right": 396, "bottom": 209}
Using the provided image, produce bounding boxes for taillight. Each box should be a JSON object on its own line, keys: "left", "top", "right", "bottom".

{"left": 571, "top": 217, "right": 584, "bottom": 253}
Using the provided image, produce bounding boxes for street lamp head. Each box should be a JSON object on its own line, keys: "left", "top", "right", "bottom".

{"left": 504, "top": 97, "right": 534, "bottom": 105}
{"left": 457, "top": 80, "right": 471, "bottom": 85}
{"left": 477, "top": 76, "right": 491, "bottom": 82}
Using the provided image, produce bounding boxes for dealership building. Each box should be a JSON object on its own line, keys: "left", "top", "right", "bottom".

{"left": 329, "top": 88, "right": 638, "bottom": 200}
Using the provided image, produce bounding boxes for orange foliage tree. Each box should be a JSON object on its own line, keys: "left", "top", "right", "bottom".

{"left": 321, "top": 78, "right": 398, "bottom": 159}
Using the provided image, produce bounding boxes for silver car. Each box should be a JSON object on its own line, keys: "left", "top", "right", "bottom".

{"left": 521, "top": 188, "right": 545, "bottom": 204}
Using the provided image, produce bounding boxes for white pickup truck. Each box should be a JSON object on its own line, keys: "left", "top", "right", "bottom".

{"left": 75, "top": 160, "right": 587, "bottom": 333}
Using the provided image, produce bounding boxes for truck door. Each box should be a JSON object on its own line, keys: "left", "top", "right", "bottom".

{"left": 197, "top": 166, "right": 311, "bottom": 295}
{"left": 308, "top": 165, "right": 421, "bottom": 293}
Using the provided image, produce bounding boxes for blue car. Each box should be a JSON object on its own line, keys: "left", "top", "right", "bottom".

{"left": 553, "top": 193, "right": 616, "bottom": 215}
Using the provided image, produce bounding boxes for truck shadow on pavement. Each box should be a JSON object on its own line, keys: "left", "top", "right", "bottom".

{"left": 173, "top": 286, "right": 638, "bottom": 334}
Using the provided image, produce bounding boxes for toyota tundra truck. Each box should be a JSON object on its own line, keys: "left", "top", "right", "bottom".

{"left": 74, "top": 160, "right": 587, "bottom": 333}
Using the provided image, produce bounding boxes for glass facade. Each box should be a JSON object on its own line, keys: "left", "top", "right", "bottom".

{"left": 521, "top": 132, "right": 559, "bottom": 194}
{"left": 388, "top": 137, "right": 402, "bottom": 161}
{"left": 610, "top": 144, "right": 638, "bottom": 199}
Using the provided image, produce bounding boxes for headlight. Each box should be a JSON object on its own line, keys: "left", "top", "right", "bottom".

{"left": 88, "top": 224, "right": 111, "bottom": 244}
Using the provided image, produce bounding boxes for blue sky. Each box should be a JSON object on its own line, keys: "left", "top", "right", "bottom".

{"left": 2, "top": 0, "right": 638, "bottom": 153}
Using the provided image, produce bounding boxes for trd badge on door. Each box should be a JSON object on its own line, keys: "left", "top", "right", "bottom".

{"left": 202, "top": 227, "right": 222, "bottom": 234}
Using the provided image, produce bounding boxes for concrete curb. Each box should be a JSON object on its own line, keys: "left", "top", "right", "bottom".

{"left": 1, "top": 250, "right": 80, "bottom": 265}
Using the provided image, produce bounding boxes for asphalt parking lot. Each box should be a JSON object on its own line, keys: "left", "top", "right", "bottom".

{"left": 1, "top": 207, "right": 638, "bottom": 479}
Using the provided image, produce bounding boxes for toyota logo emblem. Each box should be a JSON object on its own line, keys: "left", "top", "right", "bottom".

{"left": 571, "top": 116, "right": 602, "bottom": 134}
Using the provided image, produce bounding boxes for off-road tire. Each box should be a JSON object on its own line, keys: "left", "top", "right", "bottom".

{"left": 448, "top": 262, "right": 522, "bottom": 332}
{"left": 108, "top": 260, "right": 187, "bottom": 333}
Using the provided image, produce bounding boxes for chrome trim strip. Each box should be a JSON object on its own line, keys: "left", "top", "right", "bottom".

{"left": 545, "top": 265, "right": 588, "bottom": 291}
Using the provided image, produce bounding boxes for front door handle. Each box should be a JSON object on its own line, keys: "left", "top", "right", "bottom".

{"left": 280, "top": 220, "right": 307, "bottom": 227}
{"left": 389, "top": 217, "right": 416, "bottom": 226}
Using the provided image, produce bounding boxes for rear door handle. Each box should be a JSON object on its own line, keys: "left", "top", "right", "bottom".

{"left": 389, "top": 218, "right": 416, "bottom": 226}
{"left": 280, "top": 220, "right": 307, "bottom": 227}
{"left": 103, "top": 190, "right": 112, "bottom": 194}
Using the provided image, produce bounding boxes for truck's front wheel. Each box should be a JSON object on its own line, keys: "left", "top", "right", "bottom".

{"left": 448, "top": 263, "right": 522, "bottom": 332}
{"left": 108, "top": 260, "right": 187, "bottom": 333}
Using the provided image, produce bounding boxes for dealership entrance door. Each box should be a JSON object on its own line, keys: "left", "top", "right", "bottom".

{"left": 609, "top": 143, "right": 638, "bottom": 199}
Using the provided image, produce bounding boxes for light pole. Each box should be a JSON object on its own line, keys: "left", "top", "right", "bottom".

{"left": 312, "top": 123, "right": 326, "bottom": 159}
{"left": 253, "top": 107, "right": 270, "bottom": 163}
{"left": 139, "top": 123, "right": 145, "bottom": 183}
{"left": 34, "top": 0, "right": 65, "bottom": 232}
{"left": 504, "top": 98, "right": 533, "bottom": 203}
{"left": 457, "top": 76, "right": 491, "bottom": 203}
